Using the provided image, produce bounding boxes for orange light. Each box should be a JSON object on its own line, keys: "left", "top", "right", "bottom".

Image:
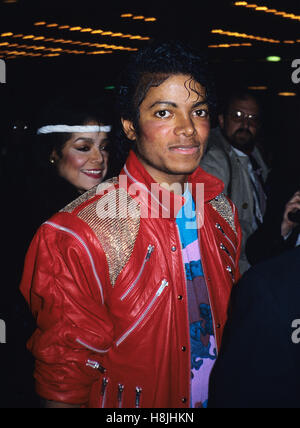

{"left": 278, "top": 92, "right": 296, "bottom": 97}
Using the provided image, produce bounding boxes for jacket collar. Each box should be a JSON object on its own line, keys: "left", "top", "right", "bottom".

{"left": 119, "top": 150, "right": 224, "bottom": 220}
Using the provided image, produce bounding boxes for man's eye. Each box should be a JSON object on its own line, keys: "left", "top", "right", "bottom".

{"left": 194, "top": 109, "right": 209, "bottom": 118}
{"left": 155, "top": 110, "right": 171, "bottom": 118}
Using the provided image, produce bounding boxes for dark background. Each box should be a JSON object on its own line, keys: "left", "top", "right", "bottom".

{"left": 0, "top": 0, "right": 300, "bottom": 408}
{"left": 1, "top": 0, "right": 300, "bottom": 162}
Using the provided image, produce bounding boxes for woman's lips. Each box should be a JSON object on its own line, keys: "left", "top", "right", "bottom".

{"left": 81, "top": 169, "right": 103, "bottom": 180}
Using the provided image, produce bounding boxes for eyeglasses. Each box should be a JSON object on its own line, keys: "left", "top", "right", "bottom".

{"left": 228, "top": 110, "right": 261, "bottom": 127}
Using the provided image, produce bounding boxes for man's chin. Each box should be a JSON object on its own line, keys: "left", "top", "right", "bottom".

{"left": 231, "top": 139, "right": 255, "bottom": 153}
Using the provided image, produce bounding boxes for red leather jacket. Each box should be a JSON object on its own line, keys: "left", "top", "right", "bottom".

{"left": 20, "top": 151, "right": 242, "bottom": 408}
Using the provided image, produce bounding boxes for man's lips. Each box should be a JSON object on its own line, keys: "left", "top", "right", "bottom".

{"left": 169, "top": 145, "right": 200, "bottom": 155}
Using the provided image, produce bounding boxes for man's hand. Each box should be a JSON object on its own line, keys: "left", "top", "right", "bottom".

{"left": 281, "top": 191, "right": 300, "bottom": 238}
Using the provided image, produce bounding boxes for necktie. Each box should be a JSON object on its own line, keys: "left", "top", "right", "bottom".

{"left": 248, "top": 155, "right": 267, "bottom": 223}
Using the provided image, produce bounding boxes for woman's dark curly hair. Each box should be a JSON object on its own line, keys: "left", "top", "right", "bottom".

{"left": 115, "top": 40, "right": 216, "bottom": 159}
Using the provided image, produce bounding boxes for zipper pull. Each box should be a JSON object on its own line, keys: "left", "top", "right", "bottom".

{"left": 226, "top": 265, "right": 234, "bottom": 280}
{"left": 118, "top": 384, "right": 124, "bottom": 408}
{"left": 86, "top": 359, "right": 106, "bottom": 374}
{"left": 101, "top": 378, "right": 108, "bottom": 396}
{"left": 146, "top": 245, "right": 155, "bottom": 260}
{"left": 157, "top": 279, "right": 169, "bottom": 296}
{"left": 216, "top": 223, "right": 225, "bottom": 235}
{"left": 220, "top": 243, "right": 230, "bottom": 256}
{"left": 135, "top": 386, "right": 142, "bottom": 408}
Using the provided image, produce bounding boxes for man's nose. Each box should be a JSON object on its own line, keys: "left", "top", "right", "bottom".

{"left": 174, "top": 115, "right": 196, "bottom": 137}
{"left": 242, "top": 116, "right": 251, "bottom": 128}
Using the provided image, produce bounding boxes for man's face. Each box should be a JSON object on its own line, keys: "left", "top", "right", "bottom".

{"left": 220, "top": 97, "right": 261, "bottom": 153}
{"left": 122, "top": 74, "right": 210, "bottom": 187}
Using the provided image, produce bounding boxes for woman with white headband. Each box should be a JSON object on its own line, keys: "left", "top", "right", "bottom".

{"left": 32, "top": 97, "right": 113, "bottom": 223}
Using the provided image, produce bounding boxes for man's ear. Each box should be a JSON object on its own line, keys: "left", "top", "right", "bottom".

{"left": 218, "top": 113, "right": 225, "bottom": 129}
{"left": 121, "top": 119, "right": 137, "bottom": 141}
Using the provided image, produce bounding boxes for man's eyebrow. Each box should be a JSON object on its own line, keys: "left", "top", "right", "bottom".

{"left": 149, "top": 100, "right": 209, "bottom": 109}
{"left": 149, "top": 101, "right": 178, "bottom": 109}
{"left": 192, "top": 100, "right": 209, "bottom": 108}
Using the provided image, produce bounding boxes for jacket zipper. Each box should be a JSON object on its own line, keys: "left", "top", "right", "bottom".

{"left": 86, "top": 359, "right": 106, "bottom": 374}
{"left": 135, "top": 387, "right": 142, "bottom": 408}
{"left": 120, "top": 245, "right": 155, "bottom": 301}
{"left": 116, "top": 279, "right": 169, "bottom": 347}
{"left": 220, "top": 243, "right": 235, "bottom": 267}
{"left": 100, "top": 377, "right": 109, "bottom": 408}
{"left": 215, "top": 223, "right": 237, "bottom": 253}
{"left": 118, "top": 384, "right": 124, "bottom": 408}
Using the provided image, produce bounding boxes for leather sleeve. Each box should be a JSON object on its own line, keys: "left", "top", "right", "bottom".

{"left": 20, "top": 222, "right": 114, "bottom": 405}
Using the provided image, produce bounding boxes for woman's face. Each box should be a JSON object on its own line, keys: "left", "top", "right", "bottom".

{"left": 53, "top": 122, "right": 110, "bottom": 192}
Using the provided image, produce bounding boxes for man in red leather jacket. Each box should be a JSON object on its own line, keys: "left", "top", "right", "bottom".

{"left": 20, "top": 42, "right": 242, "bottom": 408}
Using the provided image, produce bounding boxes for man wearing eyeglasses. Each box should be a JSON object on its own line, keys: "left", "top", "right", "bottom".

{"left": 201, "top": 91, "right": 269, "bottom": 274}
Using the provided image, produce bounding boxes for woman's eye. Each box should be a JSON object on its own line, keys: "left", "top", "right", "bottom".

{"left": 155, "top": 110, "right": 171, "bottom": 119}
{"left": 77, "top": 146, "right": 90, "bottom": 152}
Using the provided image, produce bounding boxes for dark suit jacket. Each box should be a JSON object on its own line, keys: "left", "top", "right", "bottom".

{"left": 208, "top": 247, "right": 300, "bottom": 408}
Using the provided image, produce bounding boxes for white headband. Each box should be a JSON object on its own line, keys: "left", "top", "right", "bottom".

{"left": 37, "top": 125, "right": 112, "bottom": 135}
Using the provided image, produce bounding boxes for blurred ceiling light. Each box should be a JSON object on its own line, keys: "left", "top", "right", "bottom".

{"left": 40, "top": 21, "right": 150, "bottom": 41}
{"left": 121, "top": 14, "right": 157, "bottom": 22}
{"left": 248, "top": 86, "right": 268, "bottom": 90}
{"left": 34, "top": 22, "right": 46, "bottom": 26}
{"left": 208, "top": 42, "right": 252, "bottom": 48}
{"left": 278, "top": 92, "right": 297, "bottom": 97}
{"left": 211, "top": 29, "right": 280, "bottom": 43}
{"left": 234, "top": 2, "right": 300, "bottom": 21}
{"left": 255, "top": 7, "right": 268, "bottom": 11}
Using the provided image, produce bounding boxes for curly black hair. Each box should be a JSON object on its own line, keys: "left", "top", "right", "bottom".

{"left": 115, "top": 40, "right": 216, "bottom": 162}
